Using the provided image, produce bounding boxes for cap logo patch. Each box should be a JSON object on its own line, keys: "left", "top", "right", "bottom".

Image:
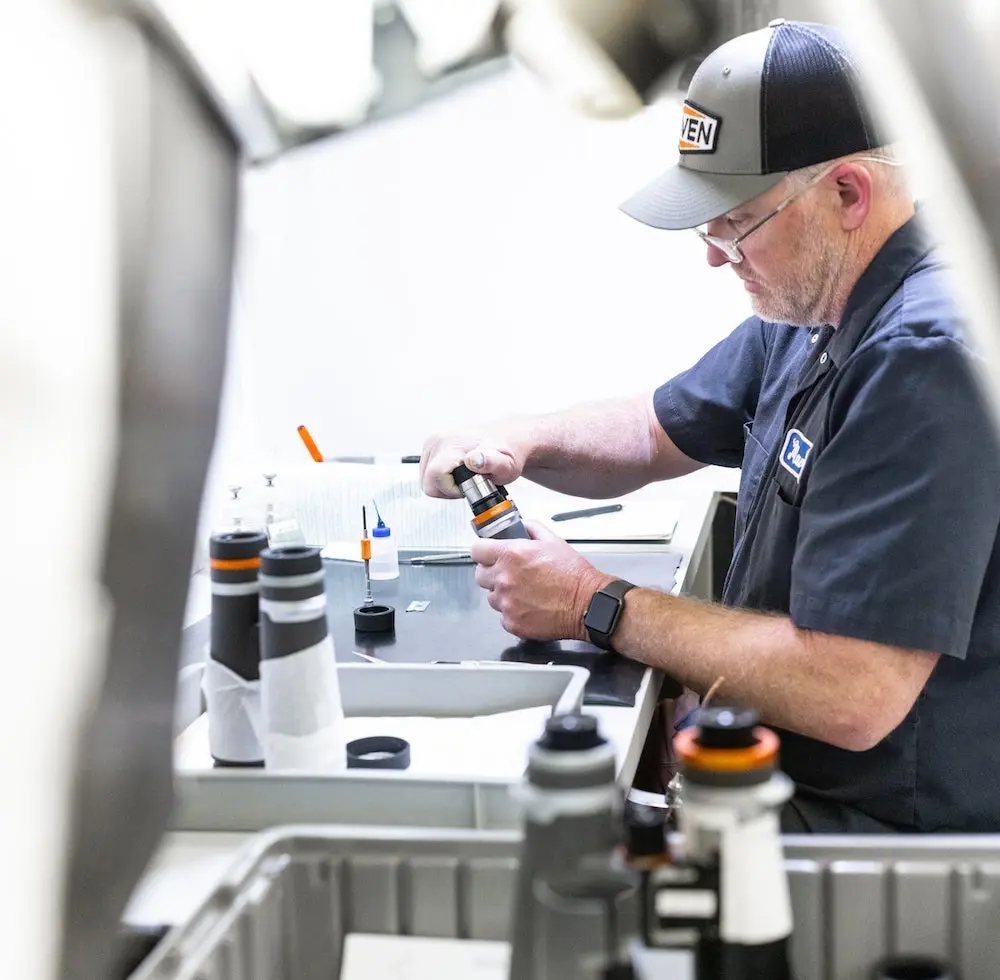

{"left": 679, "top": 100, "right": 720, "bottom": 154}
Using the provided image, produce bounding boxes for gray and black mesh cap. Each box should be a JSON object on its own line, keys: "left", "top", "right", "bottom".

{"left": 620, "top": 19, "right": 884, "bottom": 231}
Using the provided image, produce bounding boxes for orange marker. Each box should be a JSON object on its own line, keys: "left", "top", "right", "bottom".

{"left": 297, "top": 424, "right": 324, "bottom": 462}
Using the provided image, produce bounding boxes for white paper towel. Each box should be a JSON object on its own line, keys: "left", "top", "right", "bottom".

{"left": 201, "top": 659, "right": 264, "bottom": 764}
{"left": 259, "top": 636, "right": 347, "bottom": 770}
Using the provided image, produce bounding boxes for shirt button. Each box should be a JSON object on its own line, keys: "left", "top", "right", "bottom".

{"left": 820, "top": 352, "right": 828, "bottom": 364}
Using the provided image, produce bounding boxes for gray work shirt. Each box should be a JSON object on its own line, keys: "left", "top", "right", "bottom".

{"left": 655, "top": 215, "right": 1000, "bottom": 832}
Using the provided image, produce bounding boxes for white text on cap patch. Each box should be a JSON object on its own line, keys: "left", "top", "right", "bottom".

{"left": 679, "top": 101, "right": 720, "bottom": 154}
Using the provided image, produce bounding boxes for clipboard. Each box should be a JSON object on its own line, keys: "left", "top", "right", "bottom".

{"left": 556, "top": 502, "right": 678, "bottom": 544}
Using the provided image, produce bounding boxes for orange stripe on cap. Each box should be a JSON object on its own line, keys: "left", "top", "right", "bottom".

{"left": 472, "top": 499, "right": 514, "bottom": 527}
{"left": 673, "top": 726, "right": 779, "bottom": 773}
{"left": 210, "top": 556, "right": 261, "bottom": 571}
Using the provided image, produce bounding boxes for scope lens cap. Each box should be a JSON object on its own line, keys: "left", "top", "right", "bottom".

{"left": 626, "top": 807, "right": 667, "bottom": 858}
{"left": 353, "top": 603, "right": 395, "bottom": 633}
{"left": 695, "top": 705, "right": 759, "bottom": 749}
{"left": 538, "top": 712, "right": 605, "bottom": 752}
{"left": 871, "top": 955, "right": 953, "bottom": 980}
{"left": 451, "top": 463, "right": 476, "bottom": 484}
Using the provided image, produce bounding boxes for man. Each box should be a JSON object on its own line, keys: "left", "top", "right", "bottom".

{"left": 419, "top": 20, "right": 1000, "bottom": 833}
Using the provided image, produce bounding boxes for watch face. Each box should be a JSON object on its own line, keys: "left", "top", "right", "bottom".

{"left": 585, "top": 591, "right": 620, "bottom": 633}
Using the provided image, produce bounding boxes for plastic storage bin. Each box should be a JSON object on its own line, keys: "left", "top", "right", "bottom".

{"left": 128, "top": 828, "right": 1000, "bottom": 980}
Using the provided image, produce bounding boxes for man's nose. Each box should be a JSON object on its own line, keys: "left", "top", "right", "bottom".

{"left": 706, "top": 243, "right": 730, "bottom": 268}
{"left": 702, "top": 218, "right": 733, "bottom": 267}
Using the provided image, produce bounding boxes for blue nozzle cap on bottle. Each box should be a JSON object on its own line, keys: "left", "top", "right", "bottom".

{"left": 372, "top": 525, "right": 391, "bottom": 538}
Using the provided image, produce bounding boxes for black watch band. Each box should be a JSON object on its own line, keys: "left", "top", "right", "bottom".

{"left": 584, "top": 579, "right": 636, "bottom": 652}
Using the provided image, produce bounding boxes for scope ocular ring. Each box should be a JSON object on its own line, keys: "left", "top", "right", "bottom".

{"left": 354, "top": 603, "right": 395, "bottom": 633}
{"left": 674, "top": 726, "right": 779, "bottom": 772}
{"left": 472, "top": 499, "right": 514, "bottom": 526}
{"left": 346, "top": 736, "right": 411, "bottom": 770}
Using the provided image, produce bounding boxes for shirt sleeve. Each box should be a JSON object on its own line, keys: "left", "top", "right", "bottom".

{"left": 653, "top": 316, "right": 767, "bottom": 468}
{"left": 790, "top": 334, "right": 1000, "bottom": 658}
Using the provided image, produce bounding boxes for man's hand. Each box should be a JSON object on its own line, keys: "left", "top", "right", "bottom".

{"left": 420, "top": 431, "right": 524, "bottom": 499}
{"left": 469, "top": 520, "right": 614, "bottom": 640}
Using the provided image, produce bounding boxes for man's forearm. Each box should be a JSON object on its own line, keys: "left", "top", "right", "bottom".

{"left": 502, "top": 395, "right": 697, "bottom": 498}
{"left": 600, "top": 587, "right": 938, "bottom": 752}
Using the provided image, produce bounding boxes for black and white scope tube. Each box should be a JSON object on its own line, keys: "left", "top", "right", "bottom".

{"left": 206, "top": 530, "right": 268, "bottom": 767}
{"left": 258, "top": 545, "right": 346, "bottom": 770}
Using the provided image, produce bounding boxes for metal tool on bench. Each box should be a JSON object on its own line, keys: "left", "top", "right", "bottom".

{"left": 354, "top": 505, "right": 396, "bottom": 632}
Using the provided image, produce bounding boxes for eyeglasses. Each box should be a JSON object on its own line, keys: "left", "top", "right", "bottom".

{"left": 693, "top": 154, "right": 903, "bottom": 264}
{"left": 694, "top": 163, "right": 837, "bottom": 264}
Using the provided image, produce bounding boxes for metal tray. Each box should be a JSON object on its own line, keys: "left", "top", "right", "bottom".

{"left": 173, "top": 663, "right": 587, "bottom": 833}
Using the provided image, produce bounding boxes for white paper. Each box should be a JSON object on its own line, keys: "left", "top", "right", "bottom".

{"left": 175, "top": 706, "right": 550, "bottom": 778}
{"left": 338, "top": 707, "right": 550, "bottom": 779}
{"left": 554, "top": 502, "right": 679, "bottom": 542}
{"left": 260, "top": 637, "right": 346, "bottom": 770}
{"left": 320, "top": 539, "right": 363, "bottom": 562}
{"left": 340, "top": 933, "right": 509, "bottom": 980}
{"left": 201, "top": 659, "right": 263, "bottom": 763}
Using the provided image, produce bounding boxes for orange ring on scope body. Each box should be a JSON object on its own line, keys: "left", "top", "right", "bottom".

{"left": 210, "top": 557, "right": 261, "bottom": 571}
{"left": 673, "top": 726, "right": 779, "bottom": 773}
{"left": 472, "top": 499, "right": 514, "bottom": 527}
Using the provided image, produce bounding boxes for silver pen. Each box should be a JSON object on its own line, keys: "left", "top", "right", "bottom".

{"left": 406, "top": 551, "right": 474, "bottom": 565}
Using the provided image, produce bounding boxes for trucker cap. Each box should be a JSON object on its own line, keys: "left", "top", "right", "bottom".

{"left": 620, "top": 19, "right": 884, "bottom": 231}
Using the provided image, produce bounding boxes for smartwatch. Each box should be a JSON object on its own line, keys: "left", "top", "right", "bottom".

{"left": 584, "top": 579, "right": 636, "bottom": 651}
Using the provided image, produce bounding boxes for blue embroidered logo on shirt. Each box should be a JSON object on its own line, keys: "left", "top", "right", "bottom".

{"left": 779, "top": 428, "right": 813, "bottom": 481}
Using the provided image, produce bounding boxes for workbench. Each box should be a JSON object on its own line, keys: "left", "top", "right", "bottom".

{"left": 126, "top": 475, "right": 733, "bottom": 929}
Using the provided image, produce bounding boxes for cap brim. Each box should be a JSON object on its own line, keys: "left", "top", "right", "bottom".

{"left": 619, "top": 164, "right": 787, "bottom": 230}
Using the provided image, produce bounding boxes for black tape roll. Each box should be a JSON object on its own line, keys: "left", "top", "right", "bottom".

{"left": 354, "top": 603, "right": 395, "bottom": 633}
{"left": 871, "top": 956, "right": 952, "bottom": 980}
{"left": 346, "top": 736, "right": 411, "bottom": 770}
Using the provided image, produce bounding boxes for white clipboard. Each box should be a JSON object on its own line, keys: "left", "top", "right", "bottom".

{"left": 554, "top": 502, "right": 678, "bottom": 544}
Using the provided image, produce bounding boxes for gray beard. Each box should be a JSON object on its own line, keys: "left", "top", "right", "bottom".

{"left": 745, "top": 240, "right": 840, "bottom": 326}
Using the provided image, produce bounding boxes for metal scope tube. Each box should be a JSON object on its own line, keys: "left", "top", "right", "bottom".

{"left": 452, "top": 463, "right": 530, "bottom": 540}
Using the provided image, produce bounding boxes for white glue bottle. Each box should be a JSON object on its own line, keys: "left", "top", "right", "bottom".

{"left": 369, "top": 501, "right": 399, "bottom": 580}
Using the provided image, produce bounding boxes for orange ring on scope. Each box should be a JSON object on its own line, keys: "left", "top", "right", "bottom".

{"left": 673, "top": 726, "right": 779, "bottom": 772}
{"left": 210, "top": 557, "right": 261, "bottom": 571}
{"left": 472, "top": 499, "right": 514, "bottom": 527}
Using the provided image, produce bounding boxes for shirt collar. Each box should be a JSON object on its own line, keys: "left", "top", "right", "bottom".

{"left": 827, "top": 209, "right": 935, "bottom": 367}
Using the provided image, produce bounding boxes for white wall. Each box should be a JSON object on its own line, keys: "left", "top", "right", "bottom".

{"left": 203, "top": 62, "right": 753, "bottom": 525}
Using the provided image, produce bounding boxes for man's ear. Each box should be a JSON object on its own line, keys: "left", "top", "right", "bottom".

{"left": 831, "top": 162, "right": 873, "bottom": 231}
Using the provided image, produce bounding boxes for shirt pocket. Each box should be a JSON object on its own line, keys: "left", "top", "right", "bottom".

{"left": 739, "top": 476, "right": 804, "bottom": 613}
{"left": 737, "top": 422, "right": 770, "bottom": 534}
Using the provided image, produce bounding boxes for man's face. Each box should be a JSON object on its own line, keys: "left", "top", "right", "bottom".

{"left": 703, "top": 177, "right": 843, "bottom": 327}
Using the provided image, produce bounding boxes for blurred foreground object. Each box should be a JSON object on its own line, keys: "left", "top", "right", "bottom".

{"left": 813, "top": 0, "right": 1000, "bottom": 434}
{"left": 504, "top": 0, "right": 715, "bottom": 117}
